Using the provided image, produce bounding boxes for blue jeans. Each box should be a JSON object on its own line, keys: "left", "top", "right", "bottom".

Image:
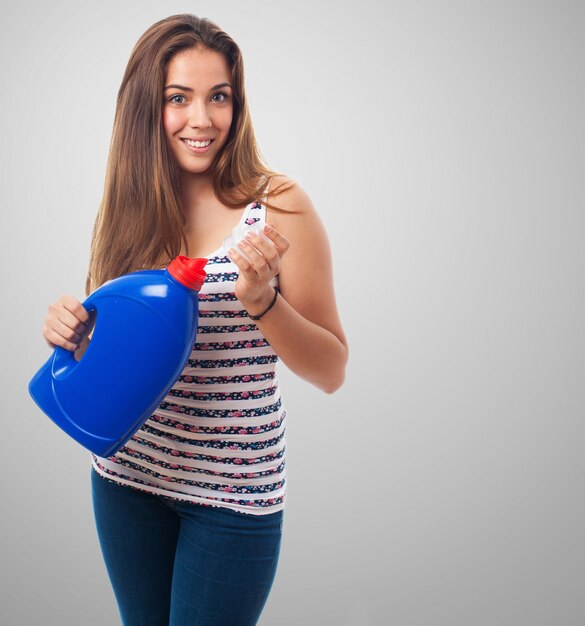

{"left": 90, "top": 467, "right": 284, "bottom": 625}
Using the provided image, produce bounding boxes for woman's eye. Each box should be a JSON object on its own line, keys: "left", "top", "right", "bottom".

{"left": 212, "top": 92, "right": 229, "bottom": 103}
{"left": 167, "top": 92, "right": 229, "bottom": 105}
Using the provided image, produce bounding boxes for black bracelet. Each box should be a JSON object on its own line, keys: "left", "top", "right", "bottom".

{"left": 249, "top": 287, "right": 279, "bottom": 320}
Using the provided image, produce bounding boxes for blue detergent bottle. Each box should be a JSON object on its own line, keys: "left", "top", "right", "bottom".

{"left": 29, "top": 256, "right": 207, "bottom": 457}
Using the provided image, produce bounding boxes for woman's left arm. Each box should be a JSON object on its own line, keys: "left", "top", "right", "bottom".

{"left": 227, "top": 180, "right": 349, "bottom": 394}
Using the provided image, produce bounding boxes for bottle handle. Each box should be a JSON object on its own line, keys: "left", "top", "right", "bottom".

{"left": 52, "top": 295, "right": 98, "bottom": 381}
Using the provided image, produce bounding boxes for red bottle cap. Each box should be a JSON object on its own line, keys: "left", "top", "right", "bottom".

{"left": 167, "top": 256, "right": 207, "bottom": 290}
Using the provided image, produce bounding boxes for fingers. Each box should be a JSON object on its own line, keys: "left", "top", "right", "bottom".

{"left": 48, "top": 301, "right": 88, "bottom": 336}
{"left": 228, "top": 222, "right": 290, "bottom": 285}
{"left": 43, "top": 295, "right": 91, "bottom": 352}
{"left": 262, "top": 223, "right": 290, "bottom": 257}
{"left": 61, "top": 295, "right": 91, "bottom": 325}
{"left": 42, "top": 326, "right": 80, "bottom": 352}
{"left": 229, "top": 224, "right": 288, "bottom": 262}
{"left": 237, "top": 233, "right": 278, "bottom": 275}
{"left": 227, "top": 246, "right": 253, "bottom": 272}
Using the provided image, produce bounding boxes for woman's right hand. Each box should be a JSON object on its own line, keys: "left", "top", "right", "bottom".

{"left": 43, "top": 295, "right": 93, "bottom": 352}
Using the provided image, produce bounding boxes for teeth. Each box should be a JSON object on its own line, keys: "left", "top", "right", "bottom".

{"left": 183, "top": 138, "right": 211, "bottom": 148}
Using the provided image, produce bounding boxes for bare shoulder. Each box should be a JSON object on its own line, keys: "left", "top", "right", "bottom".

{"left": 267, "top": 175, "right": 315, "bottom": 218}
{"left": 265, "top": 175, "right": 344, "bottom": 345}
{"left": 265, "top": 175, "right": 328, "bottom": 263}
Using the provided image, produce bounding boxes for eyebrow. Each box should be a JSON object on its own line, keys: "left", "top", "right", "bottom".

{"left": 163, "top": 82, "right": 232, "bottom": 92}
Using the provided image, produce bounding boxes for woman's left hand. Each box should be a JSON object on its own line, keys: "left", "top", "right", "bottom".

{"left": 227, "top": 223, "right": 290, "bottom": 315}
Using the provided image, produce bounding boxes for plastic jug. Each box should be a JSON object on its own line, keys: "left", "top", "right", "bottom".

{"left": 29, "top": 256, "right": 207, "bottom": 457}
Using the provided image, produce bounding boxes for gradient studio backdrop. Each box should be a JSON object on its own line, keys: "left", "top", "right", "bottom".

{"left": 1, "top": 1, "right": 584, "bottom": 625}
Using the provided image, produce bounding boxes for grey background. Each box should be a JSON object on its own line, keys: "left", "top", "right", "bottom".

{"left": 1, "top": 1, "right": 584, "bottom": 624}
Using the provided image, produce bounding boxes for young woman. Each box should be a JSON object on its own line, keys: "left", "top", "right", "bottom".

{"left": 42, "top": 13, "right": 348, "bottom": 626}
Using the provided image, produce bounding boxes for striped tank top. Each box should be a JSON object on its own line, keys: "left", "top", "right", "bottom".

{"left": 91, "top": 197, "right": 286, "bottom": 516}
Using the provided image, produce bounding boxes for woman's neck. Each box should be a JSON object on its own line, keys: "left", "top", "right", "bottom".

{"left": 179, "top": 171, "right": 215, "bottom": 210}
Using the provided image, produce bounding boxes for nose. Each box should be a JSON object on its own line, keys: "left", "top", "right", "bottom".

{"left": 188, "top": 100, "right": 212, "bottom": 129}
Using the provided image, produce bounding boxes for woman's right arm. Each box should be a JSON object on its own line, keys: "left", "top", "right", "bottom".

{"left": 42, "top": 295, "right": 94, "bottom": 358}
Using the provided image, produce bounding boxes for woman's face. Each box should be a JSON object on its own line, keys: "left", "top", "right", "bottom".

{"left": 162, "top": 46, "right": 234, "bottom": 177}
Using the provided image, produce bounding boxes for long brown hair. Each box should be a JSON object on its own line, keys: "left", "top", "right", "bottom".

{"left": 86, "top": 13, "right": 293, "bottom": 295}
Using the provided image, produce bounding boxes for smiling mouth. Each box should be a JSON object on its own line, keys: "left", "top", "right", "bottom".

{"left": 181, "top": 138, "right": 214, "bottom": 148}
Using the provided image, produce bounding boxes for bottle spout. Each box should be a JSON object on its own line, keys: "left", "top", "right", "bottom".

{"left": 167, "top": 256, "right": 207, "bottom": 290}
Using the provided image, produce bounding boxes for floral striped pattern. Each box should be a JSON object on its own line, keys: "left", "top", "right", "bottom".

{"left": 91, "top": 198, "right": 286, "bottom": 516}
